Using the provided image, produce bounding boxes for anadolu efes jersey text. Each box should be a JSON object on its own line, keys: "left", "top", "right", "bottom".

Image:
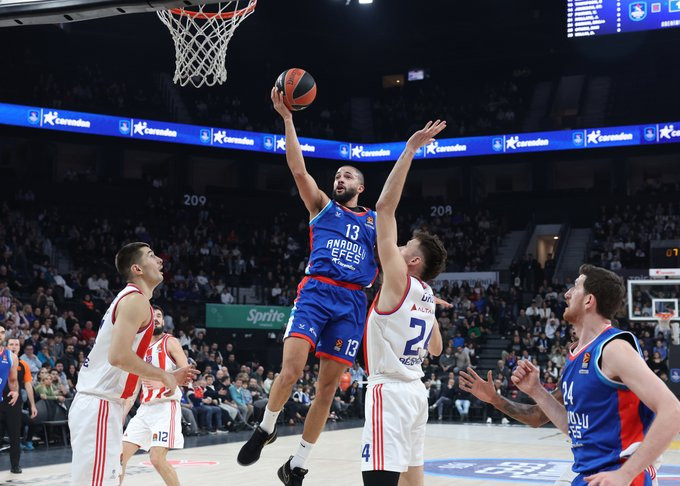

{"left": 305, "top": 200, "right": 378, "bottom": 287}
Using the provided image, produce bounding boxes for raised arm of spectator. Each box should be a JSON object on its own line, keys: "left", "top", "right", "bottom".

{"left": 459, "top": 367, "right": 563, "bottom": 428}
{"left": 108, "top": 294, "right": 197, "bottom": 397}
{"left": 271, "top": 87, "right": 329, "bottom": 217}
{"left": 375, "top": 120, "right": 446, "bottom": 310}
{"left": 428, "top": 319, "right": 443, "bottom": 357}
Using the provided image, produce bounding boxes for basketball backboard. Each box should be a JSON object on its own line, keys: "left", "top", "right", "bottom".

{"left": 0, "top": 0, "right": 221, "bottom": 27}
{"left": 627, "top": 279, "right": 680, "bottom": 321}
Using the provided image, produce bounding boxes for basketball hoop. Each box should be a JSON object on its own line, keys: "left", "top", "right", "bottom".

{"left": 157, "top": 0, "right": 256, "bottom": 88}
{"left": 656, "top": 312, "right": 680, "bottom": 346}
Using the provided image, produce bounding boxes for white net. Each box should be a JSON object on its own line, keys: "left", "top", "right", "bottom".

{"left": 158, "top": 0, "right": 256, "bottom": 88}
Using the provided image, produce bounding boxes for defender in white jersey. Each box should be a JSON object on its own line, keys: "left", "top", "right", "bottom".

{"left": 121, "top": 306, "right": 188, "bottom": 486}
{"left": 361, "top": 121, "right": 448, "bottom": 486}
{"left": 69, "top": 243, "right": 197, "bottom": 486}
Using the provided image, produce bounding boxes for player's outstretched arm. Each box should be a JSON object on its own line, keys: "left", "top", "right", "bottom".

{"left": 375, "top": 120, "right": 446, "bottom": 310}
{"left": 511, "top": 360, "right": 568, "bottom": 434}
{"left": 271, "top": 87, "right": 329, "bottom": 216}
{"left": 459, "top": 367, "right": 562, "bottom": 427}
{"left": 586, "top": 339, "right": 680, "bottom": 485}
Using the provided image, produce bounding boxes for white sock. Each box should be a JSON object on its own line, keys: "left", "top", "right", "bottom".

{"left": 290, "top": 438, "right": 313, "bottom": 470}
{"left": 260, "top": 406, "right": 280, "bottom": 434}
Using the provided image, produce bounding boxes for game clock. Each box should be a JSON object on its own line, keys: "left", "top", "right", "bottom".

{"left": 650, "top": 240, "right": 680, "bottom": 268}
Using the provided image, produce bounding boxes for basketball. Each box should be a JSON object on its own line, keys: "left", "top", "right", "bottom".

{"left": 275, "top": 68, "right": 317, "bottom": 111}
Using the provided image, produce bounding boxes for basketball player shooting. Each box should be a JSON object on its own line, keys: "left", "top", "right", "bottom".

{"left": 237, "top": 88, "right": 379, "bottom": 485}
{"left": 68, "top": 243, "right": 197, "bottom": 486}
{"left": 511, "top": 265, "right": 680, "bottom": 486}
{"left": 121, "top": 305, "right": 189, "bottom": 486}
{"left": 361, "top": 120, "right": 447, "bottom": 486}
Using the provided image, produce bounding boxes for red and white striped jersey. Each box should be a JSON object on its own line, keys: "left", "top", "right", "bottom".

{"left": 139, "top": 334, "right": 181, "bottom": 404}
{"left": 76, "top": 284, "right": 154, "bottom": 402}
{"left": 364, "top": 276, "right": 436, "bottom": 384}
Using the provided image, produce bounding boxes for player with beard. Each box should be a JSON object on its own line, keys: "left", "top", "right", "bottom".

{"left": 121, "top": 305, "right": 189, "bottom": 486}
{"left": 69, "top": 243, "right": 197, "bottom": 486}
{"left": 512, "top": 264, "right": 680, "bottom": 486}
{"left": 237, "top": 88, "right": 378, "bottom": 485}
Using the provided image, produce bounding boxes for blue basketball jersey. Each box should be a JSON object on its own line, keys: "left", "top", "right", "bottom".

{"left": 562, "top": 326, "right": 654, "bottom": 475}
{"left": 306, "top": 200, "right": 378, "bottom": 287}
{"left": 0, "top": 348, "right": 13, "bottom": 403}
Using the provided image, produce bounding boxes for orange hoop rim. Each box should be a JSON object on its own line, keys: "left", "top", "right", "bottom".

{"left": 656, "top": 312, "right": 675, "bottom": 321}
{"left": 169, "top": 0, "right": 256, "bottom": 20}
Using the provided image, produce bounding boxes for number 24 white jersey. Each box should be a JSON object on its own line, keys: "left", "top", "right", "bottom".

{"left": 364, "top": 276, "right": 436, "bottom": 384}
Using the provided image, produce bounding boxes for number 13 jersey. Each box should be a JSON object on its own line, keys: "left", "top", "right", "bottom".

{"left": 364, "top": 276, "right": 436, "bottom": 384}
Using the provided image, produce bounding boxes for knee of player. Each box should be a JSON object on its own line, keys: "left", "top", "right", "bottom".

{"left": 149, "top": 450, "right": 167, "bottom": 468}
{"left": 278, "top": 367, "right": 301, "bottom": 386}
{"left": 312, "top": 382, "right": 337, "bottom": 402}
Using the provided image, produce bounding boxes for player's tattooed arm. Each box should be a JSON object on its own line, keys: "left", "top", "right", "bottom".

{"left": 494, "top": 386, "right": 563, "bottom": 428}
{"left": 458, "top": 368, "right": 563, "bottom": 428}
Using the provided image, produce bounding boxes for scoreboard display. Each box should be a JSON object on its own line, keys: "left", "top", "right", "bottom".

{"left": 650, "top": 240, "right": 680, "bottom": 269}
{"left": 568, "top": 0, "right": 680, "bottom": 37}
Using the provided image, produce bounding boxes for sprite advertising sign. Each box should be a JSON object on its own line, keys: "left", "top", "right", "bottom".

{"left": 205, "top": 304, "right": 291, "bottom": 330}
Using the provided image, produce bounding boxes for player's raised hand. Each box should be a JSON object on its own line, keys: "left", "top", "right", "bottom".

{"left": 406, "top": 120, "right": 447, "bottom": 152}
{"left": 458, "top": 368, "right": 496, "bottom": 404}
{"left": 510, "top": 360, "right": 542, "bottom": 397}
{"left": 163, "top": 365, "right": 199, "bottom": 396}
{"left": 271, "top": 86, "right": 293, "bottom": 120}
{"left": 174, "top": 365, "right": 199, "bottom": 386}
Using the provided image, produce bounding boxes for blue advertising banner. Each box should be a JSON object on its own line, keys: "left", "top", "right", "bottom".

{"left": 3, "top": 102, "right": 680, "bottom": 163}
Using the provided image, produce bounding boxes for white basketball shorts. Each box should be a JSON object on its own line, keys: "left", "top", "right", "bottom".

{"left": 68, "top": 393, "right": 124, "bottom": 486}
{"left": 360, "top": 380, "right": 428, "bottom": 473}
{"left": 123, "top": 400, "right": 184, "bottom": 451}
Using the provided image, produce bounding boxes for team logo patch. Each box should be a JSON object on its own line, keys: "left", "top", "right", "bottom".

{"left": 629, "top": 2, "right": 647, "bottom": 21}
{"left": 579, "top": 352, "right": 591, "bottom": 374}
{"left": 366, "top": 216, "right": 374, "bottom": 226}
{"left": 334, "top": 339, "right": 343, "bottom": 352}
{"left": 671, "top": 368, "right": 680, "bottom": 383}
{"left": 152, "top": 433, "right": 158, "bottom": 441}
{"left": 146, "top": 355, "right": 153, "bottom": 363}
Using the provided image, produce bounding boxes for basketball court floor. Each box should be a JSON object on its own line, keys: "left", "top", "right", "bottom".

{"left": 2, "top": 423, "right": 680, "bottom": 485}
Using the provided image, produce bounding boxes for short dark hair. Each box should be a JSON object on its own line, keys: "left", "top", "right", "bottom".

{"left": 413, "top": 230, "right": 447, "bottom": 281}
{"left": 152, "top": 304, "right": 164, "bottom": 316}
{"left": 115, "top": 242, "right": 150, "bottom": 281}
{"left": 579, "top": 264, "right": 625, "bottom": 320}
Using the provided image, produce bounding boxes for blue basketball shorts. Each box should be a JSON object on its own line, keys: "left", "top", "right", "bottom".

{"left": 284, "top": 276, "right": 368, "bottom": 366}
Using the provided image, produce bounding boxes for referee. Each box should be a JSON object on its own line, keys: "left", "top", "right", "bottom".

{"left": 1, "top": 335, "right": 37, "bottom": 474}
